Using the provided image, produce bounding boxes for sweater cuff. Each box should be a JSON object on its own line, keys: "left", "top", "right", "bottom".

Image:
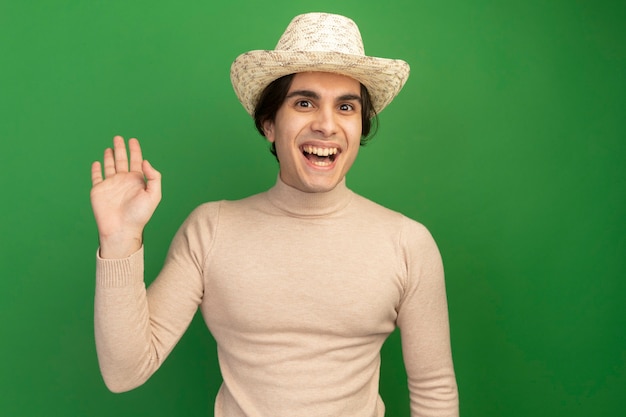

{"left": 96, "top": 246, "right": 144, "bottom": 288}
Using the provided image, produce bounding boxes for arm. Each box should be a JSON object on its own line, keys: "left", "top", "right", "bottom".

{"left": 91, "top": 136, "right": 198, "bottom": 392}
{"left": 397, "top": 219, "right": 459, "bottom": 416}
{"left": 94, "top": 230, "right": 206, "bottom": 393}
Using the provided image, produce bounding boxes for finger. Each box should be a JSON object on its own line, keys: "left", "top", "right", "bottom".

{"left": 143, "top": 160, "right": 162, "bottom": 199}
{"left": 128, "top": 138, "right": 143, "bottom": 173}
{"left": 103, "top": 147, "right": 116, "bottom": 178}
{"left": 113, "top": 135, "right": 129, "bottom": 172}
{"left": 91, "top": 161, "right": 103, "bottom": 186}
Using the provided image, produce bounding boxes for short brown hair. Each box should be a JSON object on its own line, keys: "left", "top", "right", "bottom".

{"left": 254, "top": 74, "right": 379, "bottom": 158}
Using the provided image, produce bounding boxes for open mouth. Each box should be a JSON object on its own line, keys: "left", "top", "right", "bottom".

{"left": 301, "top": 145, "right": 339, "bottom": 167}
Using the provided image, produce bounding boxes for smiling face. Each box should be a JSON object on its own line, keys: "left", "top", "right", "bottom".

{"left": 263, "top": 72, "right": 363, "bottom": 193}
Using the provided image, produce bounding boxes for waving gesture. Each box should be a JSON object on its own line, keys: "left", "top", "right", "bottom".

{"left": 90, "top": 136, "right": 162, "bottom": 258}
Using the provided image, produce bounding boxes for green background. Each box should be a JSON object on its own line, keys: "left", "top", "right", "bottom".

{"left": 1, "top": 0, "right": 624, "bottom": 416}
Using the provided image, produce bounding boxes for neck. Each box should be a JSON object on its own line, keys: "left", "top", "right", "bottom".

{"left": 266, "top": 176, "right": 353, "bottom": 217}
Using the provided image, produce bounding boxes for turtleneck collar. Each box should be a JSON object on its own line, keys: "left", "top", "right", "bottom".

{"left": 266, "top": 176, "right": 354, "bottom": 217}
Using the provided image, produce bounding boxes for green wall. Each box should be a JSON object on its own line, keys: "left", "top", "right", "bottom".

{"left": 1, "top": 1, "right": 624, "bottom": 416}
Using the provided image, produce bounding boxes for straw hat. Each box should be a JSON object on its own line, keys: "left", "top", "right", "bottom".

{"left": 230, "top": 12, "right": 410, "bottom": 117}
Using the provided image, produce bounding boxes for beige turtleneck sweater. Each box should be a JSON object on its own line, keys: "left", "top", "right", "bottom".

{"left": 94, "top": 178, "right": 458, "bottom": 416}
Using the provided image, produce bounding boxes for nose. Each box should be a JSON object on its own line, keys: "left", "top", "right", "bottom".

{"left": 310, "top": 106, "right": 338, "bottom": 138}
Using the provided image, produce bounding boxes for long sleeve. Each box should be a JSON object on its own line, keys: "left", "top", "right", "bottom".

{"left": 396, "top": 217, "right": 459, "bottom": 416}
{"left": 94, "top": 203, "right": 218, "bottom": 392}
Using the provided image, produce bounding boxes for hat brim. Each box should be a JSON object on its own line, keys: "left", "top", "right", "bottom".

{"left": 230, "top": 50, "right": 410, "bottom": 116}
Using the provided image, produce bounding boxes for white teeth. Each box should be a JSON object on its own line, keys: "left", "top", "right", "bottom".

{"left": 303, "top": 146, "right": 338, "bottom": 156}
{"left": 311, "top": 159, "right": 332, "bottom": 167}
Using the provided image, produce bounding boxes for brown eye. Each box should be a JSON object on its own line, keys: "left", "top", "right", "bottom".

{"left": 296, "top": 100, "right": 312, "bottom": 108}
{"left": 339, "top": 103, "right": 354, "bottom": 111}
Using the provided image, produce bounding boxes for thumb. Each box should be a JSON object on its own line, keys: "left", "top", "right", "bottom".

{"left": 142, "top": 159, "right": 162, "bottom": 197}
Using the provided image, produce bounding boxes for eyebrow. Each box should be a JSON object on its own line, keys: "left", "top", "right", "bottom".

{"left": 286, "top": 89, "right": 362, "bottom": 103}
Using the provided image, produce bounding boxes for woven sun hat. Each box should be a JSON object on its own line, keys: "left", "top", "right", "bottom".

{"left": 230, "top": 12, "right": 410, "bottom": 117}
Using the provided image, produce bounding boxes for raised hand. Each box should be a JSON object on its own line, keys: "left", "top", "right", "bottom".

{"left": 90, "top": 136, "right": 162, "bottom": 258}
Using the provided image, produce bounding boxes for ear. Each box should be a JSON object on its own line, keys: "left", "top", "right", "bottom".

{"left": 263, "top": 119, "right": 275, "bottom": 143}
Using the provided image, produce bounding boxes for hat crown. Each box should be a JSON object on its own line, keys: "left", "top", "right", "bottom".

{"left": 230, "top": 12, "right": 409, "bottom": 116}
{"left": 275, "top": 13, "right": 365, "bottom": 56}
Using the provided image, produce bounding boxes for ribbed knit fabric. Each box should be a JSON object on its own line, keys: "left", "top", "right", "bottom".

{"left": 94, "top": 178, "right": 459, "bottom": 416}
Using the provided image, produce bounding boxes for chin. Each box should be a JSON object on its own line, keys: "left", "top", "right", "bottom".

{"left": 301, "top": 178, "right": 341, "bottom": 193}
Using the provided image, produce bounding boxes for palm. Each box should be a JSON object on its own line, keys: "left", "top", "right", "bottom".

{"left": 91, "top": 170, "right": 155, "bottom": 234}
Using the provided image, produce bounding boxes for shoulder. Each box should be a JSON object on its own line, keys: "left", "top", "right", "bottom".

{"left": 351, "top": 193, "right": 431, "bottom": 232}
{"left": 182, "top": 189, "right": 271, "bottom": 228}
{"left": 350, "top": 192, "right": 438, "bottom": 252}
{"left": 180, "top": 201, "right": 222, "bottom": 231}
{"left": 349, "top": 192, "right": 405, "bottom": 221}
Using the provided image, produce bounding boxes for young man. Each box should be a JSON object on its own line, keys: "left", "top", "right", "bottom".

{"left": 90, "top": 13, "right": 459, "bottom": 416}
